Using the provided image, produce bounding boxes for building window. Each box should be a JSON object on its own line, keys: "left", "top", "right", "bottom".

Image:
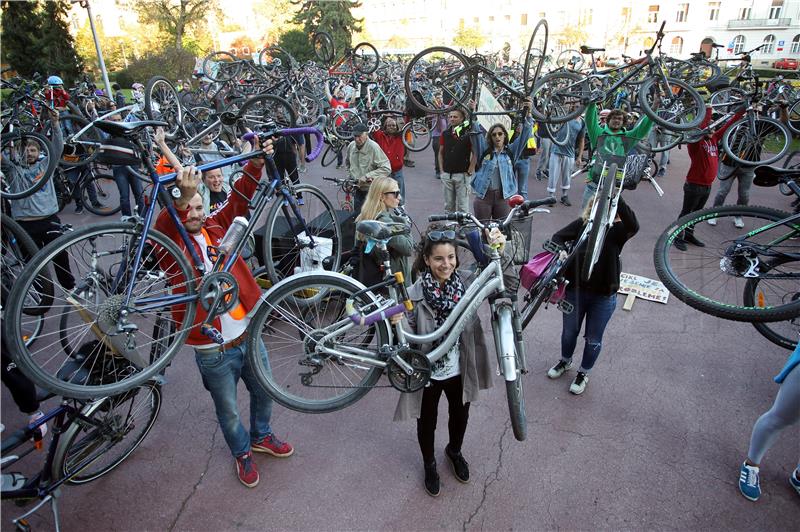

{"left": 488, "top": 16, "right": 495, "bottom": 23}
{"left": 708, "top": 1, "right": 720, "bottom": 21}
{"left": 504, "top": 15, "right": 510, "bottom": 23}
{"left": 769, "top": 0, "right": 783, "bottom": 19}
{"left": 473, "top": 17, "right": 479, "bottom": 24}
{"left": 670, "top": 36, "right": 684, "bottom": 55}
{"left": 762, "top": 34, "right": 775, "bottom": 53}
{"left": 733, "top": 34, "right": 746, "bottom": 54}
{"left": 521, "top": 13, "right": 528, "bottom": 25}
{"left": 738, "top": 6, "right": 751, "bottom": 20}
{"left": 791, "top": 34, "right": 800, "bottom": 54}
{"left": 648, "top": 5, "right": 659, "bottom": 23}
{"left": 676, "top": 3, "right": 689, "bottom": 22}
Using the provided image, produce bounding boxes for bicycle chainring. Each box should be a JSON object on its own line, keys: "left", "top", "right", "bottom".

{"left": 198, "top": 271, "right": 239, "bottom": 313}
{"left": 387, "top": 348, "right": 431, "bottom": 393}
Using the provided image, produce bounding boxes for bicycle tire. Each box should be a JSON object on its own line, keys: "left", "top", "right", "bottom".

{"left": 721, "top": 116, "right": 791, "bottom": 166}
{"left": 522, "top": 18, "right": 548, "bottom": 94}
{"left": 403, "top": 46, "right": 473, "bottom": 115}
{"left": 320, "top": 143, "right": 342, "bottom": 167}
{"left": 506, "top": 378, "right": 526, "bottom": 441}
{"left": 246, "top": 271, "right": 389, "bottom": 413}
{"left": 59, "top": 114, "right": 102, "bottom": 168}
{"left": 581, "top": 165, "right": 616, "bottom": 282}
{"left": 353, "top": 42, "right": 380, "bottom": 74}
{"left": 555, "top": 49, "right": 584, "bottom": 71}
{"left": 144, "top": 76, "right": 183, "bottom": 139}
{"left": 262, "top": 184, "right": 342, "bottom": 286}
{"left": 330, "top": 108, "right": 363, "bottom": 140}
{"left": 2, "top": 222, "right": 197, "bottom": 399}
{"left": 530, "top": 71, "right": 587, "bottom": 125}
{"left": 313, "top": 32, "right": 335, "bottom": 64}
{"left": 52, "top": 381, "right": 161, "bottom": 484}
{"left": 787, "top": 98, "right": 800, "bottom": 136}
{"left": 202, "top": 51, "right": 241, "bottom": 82}
{"left": 1, "top": 131, "right": 58, "bottom": 200}
{"left": 709, "top": 87, "right": 748, "bottom": 114}
{"left": 638, "top": 77, "right": 705, "bottom": 132}
{"left": 401, "top": 118, "right": 433, "bottom": 152}
{"left": 653, "top": 205, "right": 800, "bottom": 322}
{"left": 1, "top": 213, "right": 53, "bottom": 317}
{"left": 80, "top": 174, "right": 122, "bottom": 216}
{"left": 238, "top": 93, "right": 297, "bottom": 130}
{"left": 744, "top": 257, "right": 800, "bottom": 350}
{"left": 674, "top": 60, "right": 722, "bottom": 88}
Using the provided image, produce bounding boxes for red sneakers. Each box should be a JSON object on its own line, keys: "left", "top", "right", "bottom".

{"left": 235, "top": 451, "right": 259, "bottom": 488}
{"left": 252, "top": 434, "right": 294, "bottom": 457}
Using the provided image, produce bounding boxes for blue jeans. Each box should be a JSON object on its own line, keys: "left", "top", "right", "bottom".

{"left": 561, "top": 289, "right": 617, "bottom": 372}
{"left": 514, "top": 158, "right": 531, "bottom": 199}
{"left": 536, "top": 137, "right": 551, "bottom": 176}
{"left": 581, "top": 180, "right": 598, "bottom": 210}
{"left": 113, "top": 165, "right": 144, "bottom": 217}
{"left": 390, "top": 169, "right": 405, "bottom": 205}
{"left": 194, "top": 339, "right": 274, "bottom": 457}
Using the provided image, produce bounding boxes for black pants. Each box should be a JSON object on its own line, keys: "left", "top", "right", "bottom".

{"left": 17, "top": 215, "right": 75, "bottom": 289}
{"left": 417, "top": 375, "right": 470, "bottom": 464}
{"left": 678, "top": 182, "right": 711, "bottom": 236}
{"left": 2, "top": 344, "right": 39, "bottom": 414}
{"left": 274, "top": 149, "right": 299, "bottom": 187}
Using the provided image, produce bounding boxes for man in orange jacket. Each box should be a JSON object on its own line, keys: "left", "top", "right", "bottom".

{"left": 155, "top": 141, "right": 293, "bottom": 488}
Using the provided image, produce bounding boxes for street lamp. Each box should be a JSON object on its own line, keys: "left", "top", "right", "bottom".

{"left": 70, "top": 0, "right": 113, "bottom": 98}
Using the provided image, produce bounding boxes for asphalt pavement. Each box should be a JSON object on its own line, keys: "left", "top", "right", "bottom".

{"left": 2, "top": 141, "right": 798, "bottom": 530}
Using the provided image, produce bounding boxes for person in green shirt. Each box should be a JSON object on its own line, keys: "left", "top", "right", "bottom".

{"left": 581, "top": 103, "right": 656, "bottom": 209}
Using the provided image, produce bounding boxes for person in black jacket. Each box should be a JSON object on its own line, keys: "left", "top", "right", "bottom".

{"left": 545, "top": 196, "right": 639, "bottom": 394}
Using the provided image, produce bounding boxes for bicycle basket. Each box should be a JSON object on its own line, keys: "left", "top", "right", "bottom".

{"left": 507, "top": 213, "right": 534, "bottom": 265}
{"left": 96, "top": 137, "right": 140, "bottom": 166}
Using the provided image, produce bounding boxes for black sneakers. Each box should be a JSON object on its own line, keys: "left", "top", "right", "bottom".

{"left": 673, "top": 237, "right": 688, "bottom": 251}
{"left": 560, "top": 195, "right": 571, "bottom": 207}
{"left": 445, "top": 444, "right": 470, "bottom": 484}
{"left": 423, "top": 460, "right": 440, "bottom": 497}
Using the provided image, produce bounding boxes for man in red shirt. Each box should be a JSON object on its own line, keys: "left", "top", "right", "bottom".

{"left": 372, "top": 116, "right": 406, "bottom": 202}
{"left": 674, "top": 104, "right": 745, "bottom": 250}
{"left": 154, "top": 141, "right": 294, "bottom": 488}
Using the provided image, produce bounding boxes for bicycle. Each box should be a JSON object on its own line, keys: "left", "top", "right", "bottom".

{"left": 243, "top": 199, "right": 555, "bottom": 442}
{"left": 2, "top": 117, "right": 338, "bottom": 400}
{"left": 312, "top": 31, "right": 380, "bottom": 76}
{"left": 653, "top": 164, "right": 800, "bottom": 325}
{"left": 0, "top": 122, "right": 59, "bottom": 201}
{"left": 322, "top": 176, "right": 356, "bottom": 212}
{"left": 1, "top": 380, "right": 161, "bottom": 532}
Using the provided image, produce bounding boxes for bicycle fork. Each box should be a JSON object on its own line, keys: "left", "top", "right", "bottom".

{"left": 490, "top": 302, "right": 526, "bottom": 381}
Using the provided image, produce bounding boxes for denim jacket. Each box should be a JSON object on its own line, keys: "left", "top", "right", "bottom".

{"left": 470, "top": 117, "right": 533, "bottom": 200}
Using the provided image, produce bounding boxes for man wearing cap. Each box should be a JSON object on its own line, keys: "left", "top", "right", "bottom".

{"left": 346, "top": 123, "right": 391, "bottom": 213}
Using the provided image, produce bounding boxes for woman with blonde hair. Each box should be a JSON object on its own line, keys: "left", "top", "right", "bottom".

{"left": 354, "top": 176, "right": 413, "bottom": 285}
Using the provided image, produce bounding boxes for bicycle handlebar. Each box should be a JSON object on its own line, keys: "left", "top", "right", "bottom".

{"left": 242, "top": 115, "right": 327, "bottom": 162}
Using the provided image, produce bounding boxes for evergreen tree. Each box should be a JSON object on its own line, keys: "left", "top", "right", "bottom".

{"left": 277, "top": 29, "right": 315, "bottom": 63}
{"left": 292, "top": 0, "right": 363, "bottom": 58}
{"left": 38, "top": 0, "right": 84, "bottom": 82}
{"left": 1, "top": 0, "right": 45, "bottom": 78}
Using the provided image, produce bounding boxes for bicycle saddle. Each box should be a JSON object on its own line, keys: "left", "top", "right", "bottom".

{"left": 711, "top": 43, "right": 724, "bottom": 48}
{"left": 580, "top": 46, "right": 605, "bottom": 54}
{"left": 356, "top": 220, "right": 393, "bottom": 241}
{"left": 93, "top": 119, "right": 169, "bottom": 137}
{"left": 690, "top": 52, "right": 707, "bottom": 59}
{"left": 753, "top": 165, "right": 800, "bottom": 187}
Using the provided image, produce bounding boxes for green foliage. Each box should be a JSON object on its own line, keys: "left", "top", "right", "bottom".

{"left": 276, "top": 29, "right": 315, "bottom": 62}
{"left": 452, "top": 24, "right": 486, "bottom": 52}
{"left": 133, "top": 0, "right": 218, "bottom": 50}
{"left": 113, "top": 47, "right": 197, "bottom": 88}
{"left": 1, "top": 0, "right": 83, "bottom": 82}
{"left": 292, "top": 0, "right": 363, "bottom": 57}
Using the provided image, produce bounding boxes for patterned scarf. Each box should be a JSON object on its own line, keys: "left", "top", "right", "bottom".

{"left": 421, "top": 270, "right": 465, "bottom": 327}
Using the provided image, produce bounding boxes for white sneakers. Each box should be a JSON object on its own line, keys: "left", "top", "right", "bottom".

{"left": 707, "top": 218, "right": 717, "bottom": 226}
{"left": 569, "top": 372, "right": 589, "bottom": 395}
{"left": 734, "top": 216, "right": 744, "bottom": 228}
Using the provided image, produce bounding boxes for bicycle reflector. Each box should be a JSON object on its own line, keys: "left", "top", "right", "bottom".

{"left": 507, "top": 194, "right": 525, "bottom": 208}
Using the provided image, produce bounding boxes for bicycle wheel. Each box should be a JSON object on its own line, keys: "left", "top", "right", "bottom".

{"left": 262, "top": 184, "right": 342, "bottom": 285}
{"left": 246, "top": 272, "right": 389, "bottom": 413}
{"left": 181, "top": 105, "right": 221, "bottom": 141}
{"left": 1, "top": 213, "right": 52, "bottom": 318}
{"left": 495, "top": 305, "right": 526, "bottom": 440}
{"left": 555, "top": 49, "right": 584, "bottom": 71}
{"left": 144, "top": 76, "right": 182, "bottom": 138}
{"left": 787, "top": 98, "right": 800, "bottom": 136}
{"left": 401, "top": 118, "right": 433, "bottom": 152}
{"left": 353, "top": 42, "right": 380, "bottom": 74}
{"left": 289, "top": 90, "right": 321, "bottom": 126}
{"left": 0, "top": 131, "right": 57, "bottom": 200}
{"left": 744, "top": 257, "right": 800, "bottom": 350}
{"left": 52, "top": 381, "right": 161, "bottom": 484}
{"left": 81, "top": 174, "right": 122, "bottom": 216}
{"left": 238, "top": 93, "right": 297, "bottom": 130}
{"left": 530, "top": 71, "right": 587, "bottom": 125}
{"left": 404, "top": 46, "right": 473, "bottom": 114}
{"left": 313, "top": 32, "right": 335, "bottom": 64}
{"left": 59, "top": 114, "right": 102, "bottom": 168}
{"left": 202, "top": 51, "right": 241, "bottom": 82}
{"left": 522, "top": 18, "right": 548, "bottom": 94}
{"left": 331, "top": 109, "right": 363, "bottom": 140}
{"left": 674, "top": 60, "right": 722, "bottom": 88}
{"left": 653, "top": 205, "right": 800, "bottom": 322}
{"left": 581, "top": 166, "right": 616, "bottom": 282}
{"left": 709, "top": 87, "right": 747, "bottom": 114}
{"left": 722, "top": 116, "right": 791, "bottom": 166}
{"left": 320, "top": 143, "right": 342, "bottom": 167}
{"left": 638, "top": 77, "right": 705, "bottom": 131}
{"left": 2, "top": 222, "right": 197, "bottom": 399}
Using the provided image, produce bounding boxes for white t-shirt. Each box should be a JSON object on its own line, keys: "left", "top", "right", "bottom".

{"left": 192, "top": 232, "right": 249, "bottom": 347}
{"left": 431, "top": 343, "right": 460, "bottom": 381}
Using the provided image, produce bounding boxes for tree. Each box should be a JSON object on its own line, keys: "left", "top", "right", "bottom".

{"left": 255, "top": 0, "right": 300, "bottom": 44}
{"left": 276, "top": 29, "right": 315, "bottom": 62}
{"left": 1, "top": 0, "right": 83, "bottom": 82}
{"left": 292, "top": 0, "right": 362, "bottom": 57}
{"left": 556, "top": 26, "right": 588, "bottom": 50}
{"left": 132, "top": 0, "right": 218, "bottom": 50}
{"left": 452, "top": 24, "right": 486, "bottom": 52}
{"left": 230, "top": 36, "right": 257, "bottom": 58}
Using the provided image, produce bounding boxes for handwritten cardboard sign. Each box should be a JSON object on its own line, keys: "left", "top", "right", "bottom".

{"left": 617, "top": 272, "right": 670, "bottom": 310}
{"left": 476, "top": 84, "right": 511, "bottom": 133}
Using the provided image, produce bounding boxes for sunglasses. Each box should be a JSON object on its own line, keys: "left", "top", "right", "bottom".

{"left": 491, "top": 131, "right": 506, "bottom": 137}
{"left": 428, "top": 230, "right": 456, "bottom": 242}
{"left": 383, "top": 190, "right": 401, "bottom": 198}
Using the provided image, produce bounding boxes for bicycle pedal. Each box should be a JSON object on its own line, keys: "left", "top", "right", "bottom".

{"left": 557, "top": 300, "right": 574, "bottom": 314}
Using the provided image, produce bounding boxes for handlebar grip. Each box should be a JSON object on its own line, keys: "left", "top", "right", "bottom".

{"left": 428, "top": 214, "right": 457, "bottom": 222}
{"left": 304, "top": 116, "right": 327, "bottom": 162}
{"left": 658, "top": 21, "right": 666, "bottom": 33}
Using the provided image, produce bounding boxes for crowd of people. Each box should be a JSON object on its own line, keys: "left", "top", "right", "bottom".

{"left": 1, "top": 75, "right": 797, "bottom": 507}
